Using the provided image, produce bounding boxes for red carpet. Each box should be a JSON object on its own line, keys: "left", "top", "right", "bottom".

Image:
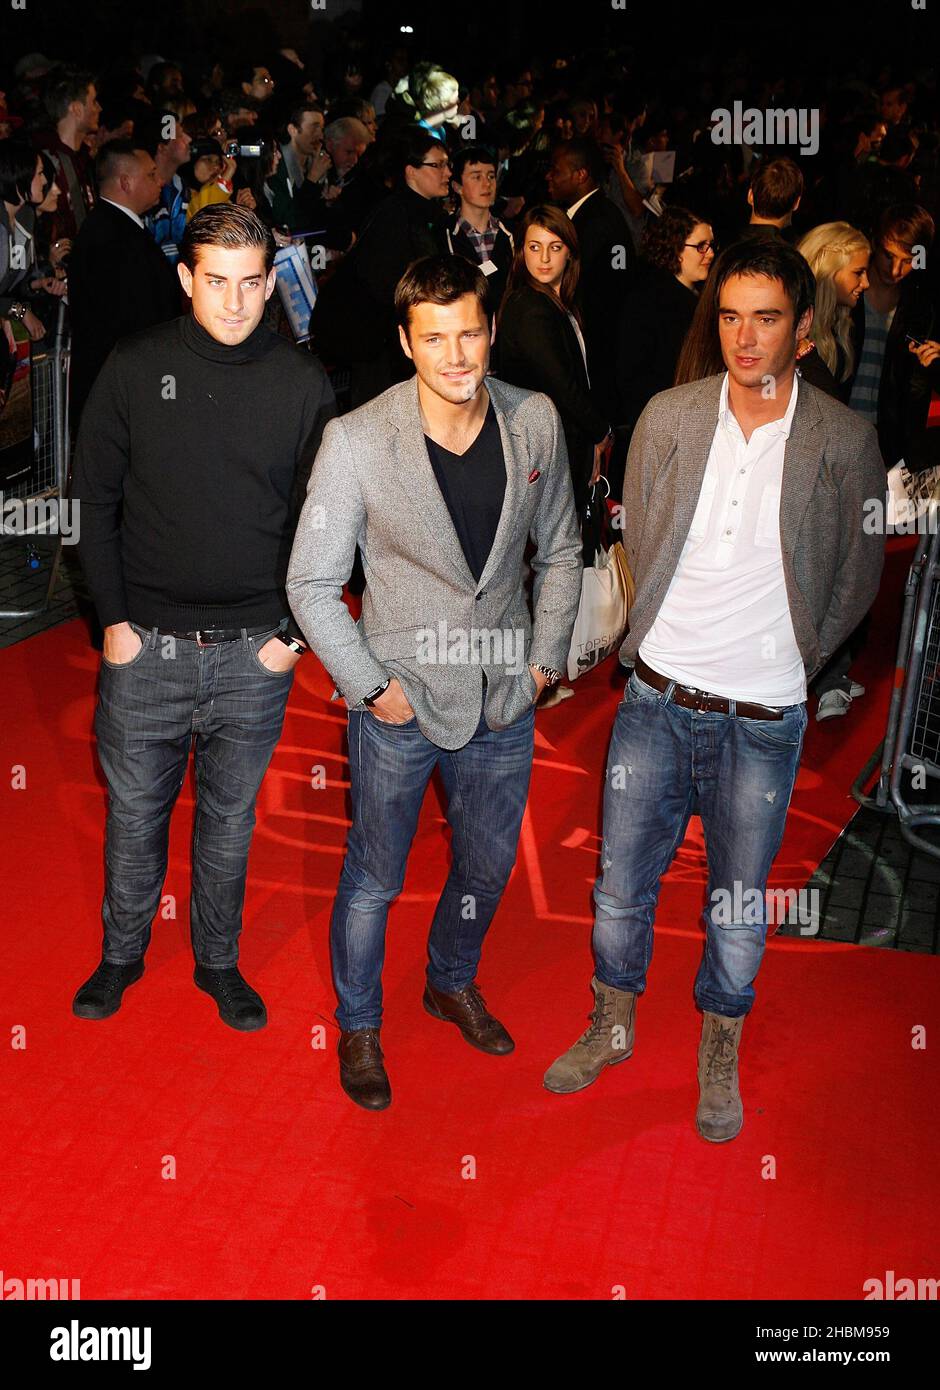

{"left": 1, "top": 538, "right": 938, "bottom": 1300}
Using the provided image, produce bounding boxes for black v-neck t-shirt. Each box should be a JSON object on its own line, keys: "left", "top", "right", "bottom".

{"left": 424, "top": 400, "right": 506, "bottom": 583}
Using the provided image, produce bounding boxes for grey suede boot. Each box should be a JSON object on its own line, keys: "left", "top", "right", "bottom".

{"left": 696, "top": 1011, "right": 745, "bottom": 1142}
{"left": 543, "top": 976, "right": 636, "bottom": 1094}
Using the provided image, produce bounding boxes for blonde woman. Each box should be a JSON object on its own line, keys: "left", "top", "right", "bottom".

{"left": 797, "top": 221, "right": 874, "bottom": 719}
{"left": 795, "top": 221, "right": 871, "bottom": 399}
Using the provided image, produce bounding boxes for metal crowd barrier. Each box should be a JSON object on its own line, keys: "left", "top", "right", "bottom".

{"left": 853, "top": 505, "right": 940, "bottom": 859}
{"left": 0, "top": 300, "right": 70, "bottom": 620}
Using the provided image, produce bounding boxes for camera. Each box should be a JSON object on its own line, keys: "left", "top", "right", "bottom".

{"left": 225, "top": 139, "right": 266, "bottom": 160}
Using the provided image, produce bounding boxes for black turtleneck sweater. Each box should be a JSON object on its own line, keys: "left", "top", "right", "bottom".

{"left": 71, "top": 312, "right": 335, "bottom": 639}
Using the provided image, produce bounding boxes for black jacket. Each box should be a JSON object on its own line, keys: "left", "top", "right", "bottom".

{"left": 615, "top": 263, "right": 697, "bottom": 438}
{"left": 569, "top": 189, "right": 636, "bottom": 420}
{"left": 68, "top": 200, "right": 181, "bottom": 425}
{"left": 848, "top": 272, "right": 940, "bottom": 472}
{"left": 310, "top": 184, "right": 445, "bottom": 367}
{"left": 494, "top": 282, "right": 609, "bottom": 513}
{"left": 794, "top": 344, "right": 842, "bottom": 400}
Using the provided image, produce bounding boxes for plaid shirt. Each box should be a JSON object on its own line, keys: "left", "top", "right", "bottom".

{"left": 456, "top": 214, "right": 499, "bottom": 263}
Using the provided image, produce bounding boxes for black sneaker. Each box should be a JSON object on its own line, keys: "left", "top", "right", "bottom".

{"left": 72, "top": 958, "right": 145, "bottom": 1020}
{"left": 193, "top": 965, "right": 267, "bottom": 1031}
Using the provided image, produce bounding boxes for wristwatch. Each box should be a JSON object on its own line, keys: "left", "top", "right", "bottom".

{"left": 363, "top": 680, "right": 390, "bottom": 706}
{"left": 7, "top": 302, "right": 27, "bottom": 322}
{"left": 533, "top": 664, "right": 562, "bottom": 687}
{"left": 275, "top": 632, "right": 306, "bottom": 655}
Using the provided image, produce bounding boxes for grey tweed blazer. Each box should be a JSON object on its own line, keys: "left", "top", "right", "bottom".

{"left": 619, "top": 373, "right": 887, "bottom": 681}
{"left": 286, "top": 374, "right": 583, "bottom": 750}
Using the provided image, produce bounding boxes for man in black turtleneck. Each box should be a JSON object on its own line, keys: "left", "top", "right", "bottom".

{"left": 70, "top": 204, "right": 335, "bottom": 1031}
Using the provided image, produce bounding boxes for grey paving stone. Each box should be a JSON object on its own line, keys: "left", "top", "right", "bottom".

{"left": 832, "top": 848, "right": 875, "bottom": 877}
{"left": 862, "top": 895, "right": 906, "bottom": 928}
{"left": 898, "top": 911, "right": 937, "bottom": 948}
{"left": 828, "top": 879, "right": 867, "bottom": 910}
{"left": 819, "top": 917, "right": 858, "bottom": 942}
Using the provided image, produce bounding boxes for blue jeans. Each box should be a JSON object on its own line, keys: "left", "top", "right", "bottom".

{"left": 94, "top": 620, "right": 295, "bottom": 968}
{"left": 331, "top": 703, "right": 536, "bottom": 1031}
{"left": 593, "top": 669, "right": 808, "bottom": 1018}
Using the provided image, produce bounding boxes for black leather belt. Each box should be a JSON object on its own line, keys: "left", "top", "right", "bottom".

{"left": 150, "top": 624, "right": 278, "bottom": 648}
{"left": 634, "top": 656, "right": 785, "bottom": 720}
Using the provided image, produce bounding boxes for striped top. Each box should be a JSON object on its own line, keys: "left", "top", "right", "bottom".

{"left": 848, "top": 298, "right": 895, "bottom": 421}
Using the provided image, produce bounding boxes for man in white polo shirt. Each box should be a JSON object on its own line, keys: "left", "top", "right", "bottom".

{"left": 544, "top": 238, "right": 885, "bottom": 1141}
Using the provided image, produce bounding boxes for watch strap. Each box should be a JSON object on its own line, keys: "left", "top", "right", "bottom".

{"left": 363, "top": 680, "right": 390, "bottom": 706}
{"left": 533, "top": 664, "right": 562, "bottom": 687}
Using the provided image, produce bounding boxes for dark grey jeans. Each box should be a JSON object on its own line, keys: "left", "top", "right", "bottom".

{"left": 93, "top": 620, "right": 294, "bottom": 968}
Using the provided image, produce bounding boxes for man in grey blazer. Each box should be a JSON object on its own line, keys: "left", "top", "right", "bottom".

{"left": 288, "top": 255, "right": 582, "bottom": 1110}
{"left": 545, "top": 238, "right": 886, "bottom": 1141}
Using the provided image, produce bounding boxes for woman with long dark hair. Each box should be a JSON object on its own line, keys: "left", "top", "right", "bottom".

{"left": 494, "top": 203, "right": 611, "bottom": 515}
{"left": 673, "top": 251, "right": 726, "bottom": 386}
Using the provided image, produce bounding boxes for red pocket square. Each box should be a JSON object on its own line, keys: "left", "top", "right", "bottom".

{"left": 528, "top": 469, "right": 541, "bottom": 483}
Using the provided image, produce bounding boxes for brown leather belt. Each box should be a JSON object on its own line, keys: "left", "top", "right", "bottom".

{"left": 634, "top": 656, "right": 784, "bottom": 720}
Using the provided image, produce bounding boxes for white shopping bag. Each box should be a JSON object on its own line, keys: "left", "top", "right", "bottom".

{"left": 885, "top": 459, "right": 940, "bottom": 532}
{"left": 566, "top": 538, "right": 633, "bottom": 682}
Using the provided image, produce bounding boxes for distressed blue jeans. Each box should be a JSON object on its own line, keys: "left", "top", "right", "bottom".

{"left": 331, "top": 703, "right": 536, "bottom": 1031}
{"left": 593, "top": 668, "right": 808, "bottom": 1017}
{"left": 94, "top": 620, "right": 294, "bottom": 968}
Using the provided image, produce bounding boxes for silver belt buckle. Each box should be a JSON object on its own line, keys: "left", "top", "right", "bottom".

{"left": 682, "top": 682, "right": 720, "bottom": 712}
{"left": 195, "top": 630, "right": 209, "bottom": 648}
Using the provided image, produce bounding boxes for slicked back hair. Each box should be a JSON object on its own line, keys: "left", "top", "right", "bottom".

{"left": 179, "top": 202, "right": 276, "bottom": 274}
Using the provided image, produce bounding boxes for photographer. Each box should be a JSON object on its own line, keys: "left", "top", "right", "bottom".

{"left": 182, "top": 137, "right": 256, "bottom": 221}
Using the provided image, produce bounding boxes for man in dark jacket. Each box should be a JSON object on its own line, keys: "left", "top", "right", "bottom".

{"left": 67, "top": 139, "right": 181, "bottom": 427}
{"left": 547, "top": 137, "right": 635, "bottom": 421}
{"left": 846, "top": 203, "right": 940, "bottom": 475}
{"left": 310, "top": 127, "right": 449, "bottom": 405}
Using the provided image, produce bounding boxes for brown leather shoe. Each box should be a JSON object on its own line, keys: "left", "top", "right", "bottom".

{"left": 338, "top": 1028, "right": 391, "bottom": 1110}
{"left": 422, "top": 980, "right": 514, "bottom": 1055}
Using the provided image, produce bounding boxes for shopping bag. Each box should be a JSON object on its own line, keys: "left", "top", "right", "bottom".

{"left": 885, "top": 459, "right": 940, "bottom": 531}
{"left": 566, "top": 479, "right": 634, "bottom": 681}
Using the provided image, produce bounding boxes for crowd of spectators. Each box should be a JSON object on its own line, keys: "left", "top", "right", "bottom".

{"left": 2, "top": 30, "right": 939, "bottom": 716}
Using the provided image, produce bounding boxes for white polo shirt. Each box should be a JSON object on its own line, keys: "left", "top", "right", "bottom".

{"left": 639, "top": 371, "right": 806, "bottom": 706}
